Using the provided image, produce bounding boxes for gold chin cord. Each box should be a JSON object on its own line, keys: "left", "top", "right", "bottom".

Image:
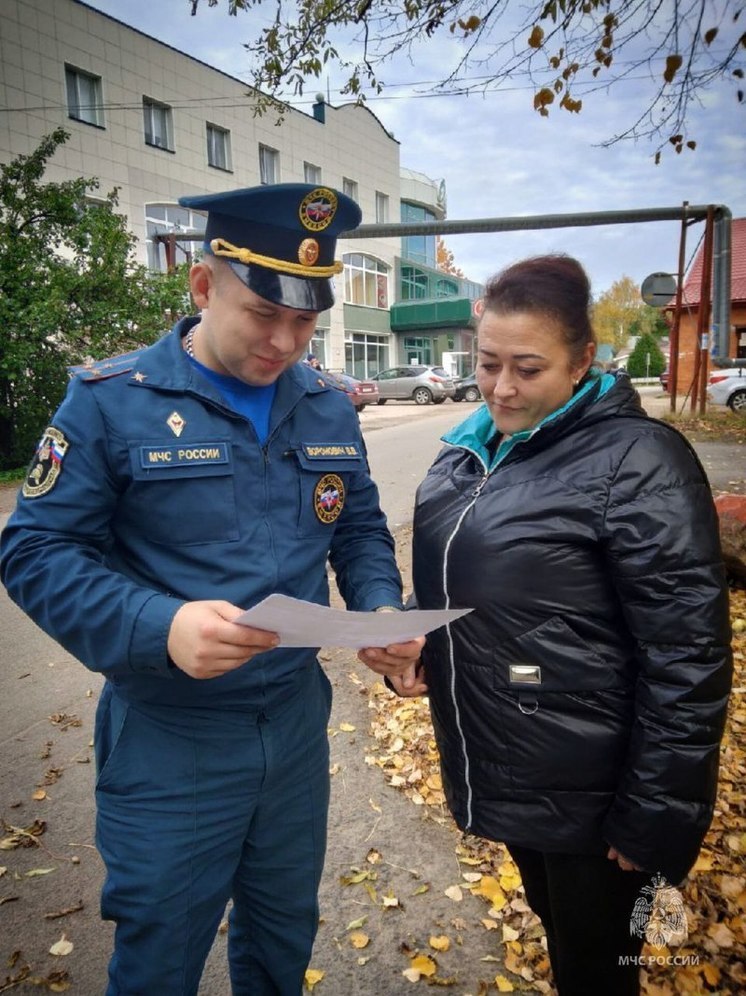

{"left": 210, "top": 238, "right": 343, "bottom": 277}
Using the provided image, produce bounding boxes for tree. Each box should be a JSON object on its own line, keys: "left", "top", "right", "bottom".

{"left": 436, "top": 236, "right": 465, "bottom": 277}
{"left": 0, "top": 130, "right": 192, "bottom": 470}
{"left": 592, "top": 275, "right": 649, "bottom": 350}
{"left": 190, "top": 0, "right": 745, "bottom": 155}
{"left": 626, "top": 331, "right": 666, "bottom": 377}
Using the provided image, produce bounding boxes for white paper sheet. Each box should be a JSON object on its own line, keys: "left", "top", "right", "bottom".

{"left": 235, "top": 594, "right": 472, "bottom": 649}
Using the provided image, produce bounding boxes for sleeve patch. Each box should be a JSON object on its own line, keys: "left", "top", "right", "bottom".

{"left": 22, "top": 427, "right": 69, "bottom": 498}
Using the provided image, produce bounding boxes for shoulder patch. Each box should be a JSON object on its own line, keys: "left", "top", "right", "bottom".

{"left": 68, "top": 347, "right": 146, "bottom": 382}
{"left": 23, "top": 427, "right": 69, "bottom": 498}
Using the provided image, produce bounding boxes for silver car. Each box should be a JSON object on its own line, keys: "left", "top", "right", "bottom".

{"left": 707, "top": 366, "right": 746, "bottom": 412}
{"left": 372, "top": 365, "right": 456, "bottom": 405}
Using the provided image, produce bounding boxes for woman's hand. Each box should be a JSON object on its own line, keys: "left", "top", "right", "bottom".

{"left": 387, "top": 662, "right": 428, "bottom": 697}
{"left": 357, "top": 636, "right": 425, "bottom": 681}
{"left": 607, "top": 846, "right": 643, "bottom": 872}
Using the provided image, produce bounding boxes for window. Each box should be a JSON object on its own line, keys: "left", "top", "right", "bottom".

{"left": 375, "top": 191, "right": 389, "bottom": 224}
{"left": 403, "top": 338, "right": 433, "bottom": 365}
{"left": 143, "top": 98, "right": 173, "bottom": 151}
{"left": 343, "top": 253, "right": 389, "bottom": 309}
{"left": 145, "top": 203, "right": 201, "bottom": 271}
{"left": 259, "top": 144, "right": 279, "bottom": 184}
{"left": 308, "top": 329, "right": 327, "bottom": 367}
{"left": 436, "top": 277, "right": 459, "bottom": 298}
{"left": 401, "top": 201, "right": 436, "bottom": 267}
{"left": 401, "top": 265, "right": 429, "bottom": 301}
{"left": 343, "top": 177, "right": 358, "bottom": 202}
{"left": 304, "top": 162, "right": 321, "bottom": 185}
{"left": 207, "top": 124, "right": 231, "bottom": 171}
{"left": 345, "top": 331, "right": 389, "bottom": 379}
{"left": 65, "top": 65, "right": 103, "bottom": 127}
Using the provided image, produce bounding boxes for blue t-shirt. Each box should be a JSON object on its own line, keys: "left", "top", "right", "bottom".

{"left": 188, "top": 356, "right": 277, "bottom": 444}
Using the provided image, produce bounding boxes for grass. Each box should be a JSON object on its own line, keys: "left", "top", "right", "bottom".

{"left": 661, "top": 407, "right": 746, "bottom": 444}
{"left": 0, "top": 467, "right": 25, "bottom": 485}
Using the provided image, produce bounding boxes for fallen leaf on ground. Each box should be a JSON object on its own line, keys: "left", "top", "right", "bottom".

{"left": 49, "top": 934, "right": 74, "bottom": 956}
{"left": 303, "top": 968, "right": 324, "bottom": 990}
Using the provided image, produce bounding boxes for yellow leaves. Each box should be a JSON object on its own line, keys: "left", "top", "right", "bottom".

{"left": 707, "top": 920, "right": 735, "bottom": 947}
{"left": 455, "top": 15, "right": 481, "bottom": 35}
{"left": 304, "top": 968, "right": 324, "bottom": 990}
{"left": 346, "top": 915, "right": 367, "bottom": 931}
{"left": 444, "top": 885, "right": 463, "bottom": 902}
{"left": 527, "top": 25, "right": 544, "bottom": 49}
{"left": 702, "top": 961, "right": 721, "bottom": 985}
{"left": 403, "top": 953, "right": 437, "bottom": 982}
{"left": 339, "top": 867, "right": 376, "bottom": 886}
{"left": 49, "top": 934, "right": 73, "bottom": 957}
{"left": 32, "top": 789, "right": 47, "bottom": 801}
{"left": 338, "top": 722, "right": 356, "bottom": 732}
{"left": 663, "top": 53, "right": 683, "bottom": 84}
{"left": 692, "top": 849, "right": 715, "bottom": 872}
{"left": 349, "top": 931, "right": 369, "bottom": 949}
{"left": 533, "top": 87, "right": 555, "bottom": 116}
{"left": 470, "top": 875, "right": 507, "bottom": 912}
{"left": 494, "top": 975, "right": 515, "bottom": 993}
{"left": 428, "top": 935, "right": 450, "bottom": 952}
{"left": 0, "top": 819, "right": 46, "bottom": 850}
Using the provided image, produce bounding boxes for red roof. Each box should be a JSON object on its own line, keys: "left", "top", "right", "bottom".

{"left": 678, "top": 216, "right": 746, "bottom": 306}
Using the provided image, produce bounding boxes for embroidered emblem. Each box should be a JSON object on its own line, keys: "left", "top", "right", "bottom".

{"left": 166, "top": 411, "right": 186, "bottom": 437}
{"left": 23, "top": 427, "right": 69, "bottom": 499}
{"left": 132, "top": 371, "right": 147, "bottom": 383}
{"left": 313, "top": 473, "right": 345, "bottom": 524}
{"left": 299, "top": 187, "right": 338, "bottom": 232}
{"left": 298, "top": 238, "right": 320, "bottom": 266}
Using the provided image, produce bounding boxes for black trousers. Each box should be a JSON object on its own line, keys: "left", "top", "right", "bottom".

{"left": 506, "top": 844, "right": 649, "bottom": 996}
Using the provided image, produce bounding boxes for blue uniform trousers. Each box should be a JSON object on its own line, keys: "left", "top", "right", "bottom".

{"left": 94, "top": 665, "right": 332, "bottom": 995}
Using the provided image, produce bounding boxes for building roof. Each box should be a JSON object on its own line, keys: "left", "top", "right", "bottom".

{"left": 679, "top": 216, "right": 746, "bottom": 306}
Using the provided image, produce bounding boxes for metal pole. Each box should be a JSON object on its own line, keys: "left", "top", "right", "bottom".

{"left": 696, "top": 207, "right": 715, "bottom": 415}
{"left": 669, "top": 206, "right": 688, "bottom": 414}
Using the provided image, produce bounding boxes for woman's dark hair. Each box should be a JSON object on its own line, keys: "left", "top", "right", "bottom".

{"left": 480, "top": 254, "right": 596, "bottom": 364}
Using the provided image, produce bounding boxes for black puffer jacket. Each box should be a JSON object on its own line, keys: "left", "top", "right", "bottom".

{"left": 412, "top": 373, "right": 732, "bottom": 884}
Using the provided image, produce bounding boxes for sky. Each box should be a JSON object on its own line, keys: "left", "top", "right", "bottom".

{"left": 83, "top": 0, "right": 745, "bottom": 298}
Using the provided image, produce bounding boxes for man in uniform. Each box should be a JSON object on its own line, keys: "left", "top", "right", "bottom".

{"left": 1, "top": 183, "right": 423, "bottom": 995}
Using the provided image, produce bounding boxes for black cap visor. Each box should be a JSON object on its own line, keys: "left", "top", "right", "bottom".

{"left": 227, "top": 261, "right": 335, "bottom": 312}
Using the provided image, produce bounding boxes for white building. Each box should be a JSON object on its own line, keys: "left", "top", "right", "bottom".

{"left": 0, "top": 0, "right": 481, "bottom": 377}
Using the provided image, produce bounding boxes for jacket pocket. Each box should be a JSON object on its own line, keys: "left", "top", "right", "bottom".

{"left": 497, "top": 614, "right": 623, "bottom": 692}
{"left": 291, "top": 447, "right": 365, "bottom": 537}
{"left": 125, "top": 441, "right": 239, "bottom": 544}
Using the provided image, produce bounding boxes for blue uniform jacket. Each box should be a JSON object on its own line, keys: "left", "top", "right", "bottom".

{"left": 1, "top": 319, "right": 402, "bottom": 712}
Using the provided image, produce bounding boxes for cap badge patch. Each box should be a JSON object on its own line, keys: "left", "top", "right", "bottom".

{"left": 300, "top": 187, "right": 338, "bottom": 233}
{"left": 23, "top": 427, "right": 69, "bottom": 499}
{"left": 167, "top": 411, "right": 186, "bottom": 437}
{"left": 314, "top": 473, "right": 345, "bottom": 524}
{"left": 298, "top": 238, "right": 320, "bottom": 266}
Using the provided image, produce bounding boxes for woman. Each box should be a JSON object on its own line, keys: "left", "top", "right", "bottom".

{"left": 402, "top": 255, "right": 732, "bottom": 994}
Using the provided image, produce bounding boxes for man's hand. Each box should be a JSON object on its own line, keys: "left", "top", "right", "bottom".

{"left": 167, "top": 600, "right": 279, "bottom": 680}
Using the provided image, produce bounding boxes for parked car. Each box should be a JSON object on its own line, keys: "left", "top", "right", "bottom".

{"left": 371, "top": 365, "right": 456, "bottom": 405}
{"left": 707, "top": 366, "right": 746, "bottom": 413}
{"left": 318, "top": 370, "right": 380, "bottom": 410}
{"left": 452, "top": 372, "right": 481, "bottom": 403}
{"left": 660, "top": 369, "right": 670, "bottom": 392}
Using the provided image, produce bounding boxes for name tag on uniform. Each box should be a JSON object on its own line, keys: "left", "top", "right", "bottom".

{"left": 301, "top": 442, "right": 362, "bottom": 460}
{"left": 139, "top": 443, "right": 229, "bottom": 468}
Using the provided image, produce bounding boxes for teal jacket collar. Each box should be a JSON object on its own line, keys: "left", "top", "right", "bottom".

{"left": 442, "top": 371, "right": 617, "bottom": 470}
